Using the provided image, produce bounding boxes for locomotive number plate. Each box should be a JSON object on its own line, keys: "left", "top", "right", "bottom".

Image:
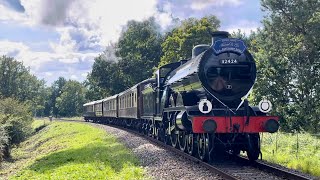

{"left": 220, "top": 59, "right": 238, "bottom": 64}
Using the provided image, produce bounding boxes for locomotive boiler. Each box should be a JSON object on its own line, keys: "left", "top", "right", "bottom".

{"left": 83, "top": 31, "right": 280, "bottom": 162}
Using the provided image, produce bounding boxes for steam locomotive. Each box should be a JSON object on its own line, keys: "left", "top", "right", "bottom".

{"left": 83, "top": 31, "right": 279, "bottom": 161}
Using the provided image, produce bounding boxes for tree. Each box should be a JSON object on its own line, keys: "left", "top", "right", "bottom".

{"left": 252, "top": 0, "right": 320, "bottom": 133}
{"left": 56, "top": 80, "right": 86, "bottom": 117}
{"left": 86, "top": 18, "right": 163, "bottom": 98}
{"left": 84, "top": 74, "right": 109, "bottom": 102}
{"left": 0, "top": 56, "right": 44, "bottom": 102}
{"left": 50, "top": 77, "right": 66, "bottom": 117}
{"left": 89, "top": 54, "right": 130, "bottom": 96}
{"left": 116, "top": 17, "right": 163, "bottom": 85}
{"left": 159, "top": 15, "right": 220, "bottom": 66}
{"left": 0, "top": 98, "right": 33, "bottom": 157}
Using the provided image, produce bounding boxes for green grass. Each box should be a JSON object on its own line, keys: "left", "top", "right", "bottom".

{"left": 1, "top": 120, "right": 146, "bottom": 180}
{"left": 261, "top": 132, "right": 320, "bottom": 177}
{"left": 32, "top": 118, "right": 50, "bottom": 130}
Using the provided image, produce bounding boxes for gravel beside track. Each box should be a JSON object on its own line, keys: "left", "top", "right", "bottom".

{"left": 93, "top": 123, "right": 223, "bottom": 180}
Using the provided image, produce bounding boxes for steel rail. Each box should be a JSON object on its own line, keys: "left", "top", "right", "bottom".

{"left": 253, "top": 159, "right": 311, "bottom": 180}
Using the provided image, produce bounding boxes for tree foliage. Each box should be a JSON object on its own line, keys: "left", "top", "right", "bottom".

{"left": 56, "top": 80, "right": 86, "bottom": 117}
{"left": 0, "top": 98, "right": 33, "bottom": 158}
{"left": 159, "top": 16, "right": 220, "bottom": 66}
{"left": 0, "top": 56, "right": 46, "bottom": 112}
{"left": 252, "top": 0, "right": 320, "bottom": 133}
{"left": 86, "top": 18, "right": 163, "bottom": 97}
{"left": 49, "top": 77, "right": 67, "bottom": 117}
{"left": 116, "top": 17, "right": 163, "bottom": 84}
{"left": 90, "top": 55, "right": 126, "bottom": 95}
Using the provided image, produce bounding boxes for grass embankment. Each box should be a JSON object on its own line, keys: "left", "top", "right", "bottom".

{"left": 261, "top": 132, "right": 320, "bottom": 177}
{"left": 1, "top": 119, "right": 145, "bottom": 179}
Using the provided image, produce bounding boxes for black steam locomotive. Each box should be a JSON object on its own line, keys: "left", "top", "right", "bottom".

{"left": 83, "top": 31, "right": 279, "bottom": 161}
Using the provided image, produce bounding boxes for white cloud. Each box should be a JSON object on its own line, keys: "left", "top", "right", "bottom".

{"left": 19, "top": 0, "right": 172, "bottom": 56}
{"left": 0, "top": 40, "right": 98, "bottom": 84}
{"left": 3, "top": 0, "right": 171, "bottom": 47}
{"left": 190, "top": 0, "right": 242, "bottom": 10}
{"left": 155, "top": 12, "right": 173, "bottom": 29}
{"left": 81, "top": 72, "right": 88, "bottom": 78}
{"left": 0, "top": 0, "right": 175, "bottom": 84}
{"left": 224, "top": 20, "right": 261, "bottom": 35}
{"left": 44, "top": 72, "right": 53, "bottom": 77}
{"left": 70, "top": 74, "right": 77, "bottom": 80}
{"left": 0, "top": 4, "right": 23, "bottom": 22}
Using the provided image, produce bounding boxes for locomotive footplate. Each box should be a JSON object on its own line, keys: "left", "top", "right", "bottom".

{"left": 192, "top": 116, "right": 279, "bottom": 133}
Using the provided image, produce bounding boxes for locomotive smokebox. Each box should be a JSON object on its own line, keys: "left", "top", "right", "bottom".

{"left": 198, "top": 31, "right": 257, "bottom": 106}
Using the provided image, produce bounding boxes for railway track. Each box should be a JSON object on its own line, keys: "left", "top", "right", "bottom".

{"left": 56, "top": 118, "right": 314, "bottom": 180}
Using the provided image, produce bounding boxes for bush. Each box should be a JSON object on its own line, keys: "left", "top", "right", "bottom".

{"left": 0, "top": 125, "right": 8, "bottom": 161}
{"left": 0, "top": 98, "right": 33, "bottom": 159}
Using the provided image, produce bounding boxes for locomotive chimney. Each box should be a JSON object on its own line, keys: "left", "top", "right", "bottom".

{"left": 211, "top": 31, "right": 230, "bottom": 45}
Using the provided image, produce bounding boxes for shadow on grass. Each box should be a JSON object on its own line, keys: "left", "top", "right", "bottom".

{"left": 27, "top": 142, "right": 139, "bottom": 173}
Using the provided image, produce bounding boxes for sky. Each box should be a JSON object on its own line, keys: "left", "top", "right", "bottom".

{"left": 0, "top": 0, "right": 264, "bottom": 85}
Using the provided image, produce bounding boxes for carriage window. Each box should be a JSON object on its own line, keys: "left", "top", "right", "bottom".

{"left": 131, "top": 93, "right": 133, "bottom": 107}
{"left": 135, "top": 92, "right": 137, "bottom": 107}
{"left": 125, "top": 95, "right": 127, "bottom": 108}
{"left": 131, "top": 93, "right": 134, "bottom": 107}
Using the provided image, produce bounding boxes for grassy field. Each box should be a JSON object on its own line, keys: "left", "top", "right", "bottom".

{"left": 261, "top": 132, "right": 320, "bottom": 177}
{"left": 0, "top": 119, "right": 146, "bottom": 179}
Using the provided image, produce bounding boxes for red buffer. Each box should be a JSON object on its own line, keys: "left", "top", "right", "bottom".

{"left": 192, "top": 116, "right": 279, "bottom": 133}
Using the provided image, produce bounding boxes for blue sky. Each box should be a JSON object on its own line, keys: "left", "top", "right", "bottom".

{"left": 0, "top": 0, "right": 264, "bottom": 85}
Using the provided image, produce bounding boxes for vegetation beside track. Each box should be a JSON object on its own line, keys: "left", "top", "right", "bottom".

{"left": 0, "top": 119, "right": 146, "bottom": 179}
{"left": 261, "top": 132, "right": 320, "bottom": 177}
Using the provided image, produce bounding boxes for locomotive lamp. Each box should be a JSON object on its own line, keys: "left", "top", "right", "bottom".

{"left": 258, "top": 99, "right": 272, "bottom": 113}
